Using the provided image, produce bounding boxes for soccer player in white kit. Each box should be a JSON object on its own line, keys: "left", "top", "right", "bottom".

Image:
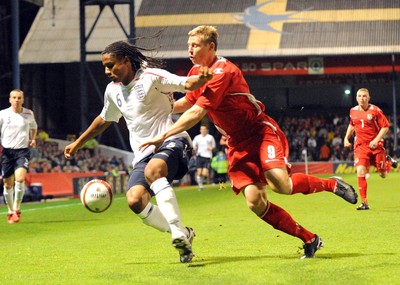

{"left": 0, "top": 89, "right": 38, "bottom": 224}
{"left": 64, "top": 40, "right": 212, "bottom": 263}
{"left": 192, "top": 125, "right": 216, "bottom": 190}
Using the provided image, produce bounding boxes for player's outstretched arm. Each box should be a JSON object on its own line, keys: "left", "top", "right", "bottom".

{"left": 64, "top": 116, "right": 112, "bottom": 159}
{"left": 173, "top": 97, "right": 192, "bottom": 114}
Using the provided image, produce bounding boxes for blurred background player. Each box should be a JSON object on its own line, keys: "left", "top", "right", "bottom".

{"left": 37, "top": 128, "right": 49, "bottom": 142}
{"left": 0, "top": 89, "right": 37, "bottom": 224}
{"left": 211, "top": 150, "right": 228, "bottom": 185}
{"left": 344, "top": 88, "right": 398, "bottom": 210}
{"left": 64, "top": 40, "right": 212, "bottom": 262}
{"left": 192, "top": 125, "right": 216, "bottom": 190}
{"left": 140, "top": 25, "right": 358, "bottom": 259}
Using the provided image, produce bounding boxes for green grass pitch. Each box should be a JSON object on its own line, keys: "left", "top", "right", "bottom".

{"left": 1, "top": 173, "right": 399, "bottom": 285}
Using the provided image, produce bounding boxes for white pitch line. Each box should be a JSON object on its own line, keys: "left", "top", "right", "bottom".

{"left": 0, "top": 196, "right": 126, "bottom": 215}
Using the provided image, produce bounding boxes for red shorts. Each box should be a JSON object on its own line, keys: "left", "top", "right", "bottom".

{"left": 354, "top": 142, "right": 387, "bottom": 173}
{"left": 227, "top": 122, "right": 289, "bottom": 194}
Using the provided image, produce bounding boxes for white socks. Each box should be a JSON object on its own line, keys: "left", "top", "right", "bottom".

{"left": 3, "top": 182, "right": 26, "bottom": 213}
{"left": 14, "top": 181, "right": 25, "bottom": 210}
{"left": 3, "top": 187, "right": 14, "bottom": 214}
{"left": 196, "top": 175, "right": 203, "bottom": 188}
{"left": 137, "top": 202, "right": 170, "bottom": 232}
{"left": 150, "top": 177, "right": 187, "bottom": 239}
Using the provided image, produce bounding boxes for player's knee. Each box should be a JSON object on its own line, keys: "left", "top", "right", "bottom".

{"left": 144, "top": 161, "right": 167, "bottom": 184}
{"left": 14, "top": 178, "right": 25, "bottom": 184}
{"left": 247, "top": 200, "right": 269, "bottom": 217}
{"left": 268, "top": 179, "right": 291, "bottom": 195}
{"left": 126, "top": 188, "right": 148, "bottom": 213}
{"left": 243, "top": 184, "right": 268, "bottom": 215}
{"left": 270, "top": 183, "right": 291, "bottom": 195}
{"left": 265, "top": 169, "right": 291, "bottom": 194}
{"left": 3, "top": 179, "right": 14, "bottom": 189}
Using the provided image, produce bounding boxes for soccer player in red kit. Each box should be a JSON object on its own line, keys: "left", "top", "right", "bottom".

{"left": 344, "top": 88, "right": 398, "bottom": 210}
{"left": 140, "top": 25, "right": 358, "bottom": 259}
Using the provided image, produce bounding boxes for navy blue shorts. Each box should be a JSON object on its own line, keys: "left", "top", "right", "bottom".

{"left": 128, "top": 137, "right": 192, "bottom": 196}
{"left": 196, "top": 156, "right": 211, "bottom": 170}
{"left": 1, "top": 148, "right": 30, "bottom": 178}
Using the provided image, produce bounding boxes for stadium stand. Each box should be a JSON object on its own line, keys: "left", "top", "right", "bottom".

{"left": 0, "top": 0, "right": 398, "bottom": 179}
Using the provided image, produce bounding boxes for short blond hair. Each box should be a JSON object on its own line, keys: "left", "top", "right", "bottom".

{"left": 188, "top": 25, "right": 219, "bottom": 51}
{"left": 10, "top": 89, "right": 24, "bottom": 97}
{"left": 356, "top": 88, "right": 370, "bottom": 96}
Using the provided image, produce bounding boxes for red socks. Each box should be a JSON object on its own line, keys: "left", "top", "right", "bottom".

{"left": 386, "top": 159, "right": 392, "bottom": 173}
{"left": 261, "top": 202, "right": 315, "bottom": 243}
{"left": 259, "top": 174, "right": 337, "bottom": 242}
{"left": 290, "top": 173, "right": 336, "bottom": 194}
{"left": 358, "top": 176, "right": 367, "bottom": 202}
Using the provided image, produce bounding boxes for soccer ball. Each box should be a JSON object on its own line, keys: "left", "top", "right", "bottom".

{"left": 80, "top": 179, "right": 113, "bottom": 213}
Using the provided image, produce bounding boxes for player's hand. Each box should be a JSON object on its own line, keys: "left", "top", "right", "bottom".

{"left": 64, "top": 143, "right": 78, "bottom": 159}
{"left": 139, "top": 135, "right": 165, "bottom": 152}
{"left": 198, "top": 66, "right": 213, "bottom": 81}
{"left": 29, "top": 139, "right": 36, "bottom": 148}
{"left": 343, "top": 138, "right": 352, "bottom": 148}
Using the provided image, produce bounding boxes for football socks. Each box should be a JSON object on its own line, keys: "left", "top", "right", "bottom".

{"left": 138, "top": 202, "right": 170, "bottom": 232}
{"left": 3, "top": 187, "right": 14, "bottom": 213}
{"left": 151, "top": 177, "right": 187, "bottom": 239}
{"left": 14, "top": 181, "right": 25, "bottom": 210}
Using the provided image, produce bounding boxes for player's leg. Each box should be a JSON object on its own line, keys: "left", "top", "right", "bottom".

{"left": 196, "top": 161, "right": 204, "bottom": 190}
{"left": 146, "top": 139, "right": 195, "bottom": 262}
{"left": 354, "top": 145, "right": 371, "bottom": 210}
{"left": 260, "top": 134, "right": 357, "bottom": 204}
{"left": 375, "top": 150, "right": 389, "bottom": 179}
{"left": 145, "top": 157, "right": 189, "bottom": 238}
{"left": 2, "top": 150, "right": 19, "bottom": 224}
{"left": 356, "top": 164, "right": 369, "bottom": 210}
{"left": 228, "top": 137, "right": 323, "bottom": 258}
{"left": 10, "top": 150, "right": 31, "bottom": 222}
{"left": 201, "top": 166, "right": 210, "bottom": 185}
{"left": 289, "top": 173, "right": 357, "bottom": 203}
{"left": 126, "top": 184, "right": 170, "bottom": 232}
{"left": 13, "top": 167, "right": 28, "bottom": 222}
{"left": 3, "top": 175, "right": 16, "bottom": 224}
{"left": 242, "top": 183, "right": 323, "bottom": 258}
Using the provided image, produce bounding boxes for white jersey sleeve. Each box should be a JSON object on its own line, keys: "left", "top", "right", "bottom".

{"left": 100, "top": 82, "right": 123, "bottom": 123}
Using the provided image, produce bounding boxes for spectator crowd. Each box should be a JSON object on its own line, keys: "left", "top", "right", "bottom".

{"left": 276, "top": 113, "right": 399, "bottom": 163}
{"left": 27, "top": 139, "right": 128, "bottom": 176}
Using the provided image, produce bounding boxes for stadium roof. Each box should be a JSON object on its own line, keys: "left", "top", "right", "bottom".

{"left": 20, "top": 0, "right": 400, "bottom": 64}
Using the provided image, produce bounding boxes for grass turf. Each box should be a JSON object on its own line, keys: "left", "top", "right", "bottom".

{"left": 0, "top": 173, "right": 399, "bottom": 285}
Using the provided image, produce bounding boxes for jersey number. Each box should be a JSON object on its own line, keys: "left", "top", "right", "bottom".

{"left": 116, "top": 94, "right": 123, "bottom": 107}
{"left": 267, "top": 145, "right": 276, "bottom": 159}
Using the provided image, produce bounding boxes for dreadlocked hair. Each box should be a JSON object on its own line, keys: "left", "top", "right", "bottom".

{"left": 102, "top": 37, "right": 165, "bottom": 71}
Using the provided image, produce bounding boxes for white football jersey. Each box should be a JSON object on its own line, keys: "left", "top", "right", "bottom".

{"left": 100, "top": 67, "right": 192, "bottom": 165}
{"left": 0, "top": 107, "right": 38, "bottom": 149}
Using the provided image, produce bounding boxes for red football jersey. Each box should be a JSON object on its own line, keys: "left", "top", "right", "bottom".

{"left": 349, "top": 104, "right": 389, "bottom": 145}
{"left": 186, "top": 57, "right": 289, "bottom": 192}
{"left": 185, "top": 57, "right": 269, "bottom": 142}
